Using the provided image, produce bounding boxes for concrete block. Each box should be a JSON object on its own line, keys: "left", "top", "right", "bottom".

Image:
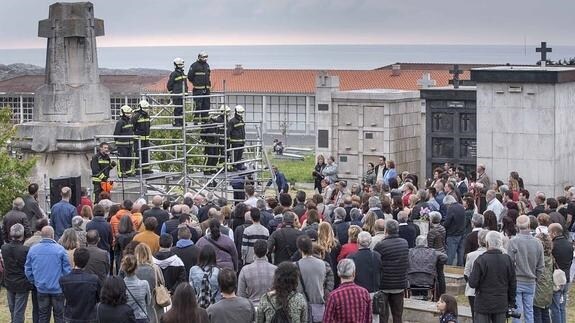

{"left": 532, "top": 134, "right": 554, "bottom": 161}
{"left": 492, "top": 132, "right": 510, "bottom": 159}
{"left": 537, "top": 108, "right": 555, "bottom": 135}
{"left": 476, "top": 131, "right": 492, "bottom": 159}
{"left": 491, "top": 158, "right": 509, "bottom": 179}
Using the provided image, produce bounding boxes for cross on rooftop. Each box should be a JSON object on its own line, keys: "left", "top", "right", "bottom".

{"left": 449, "top": 65, "right": 462, "bottom": 89}
{"left": 417, "top": 72, "right": 436, "bottom": 88}
{"left": 536, "top": 41, "right": 552, "bottom": 67}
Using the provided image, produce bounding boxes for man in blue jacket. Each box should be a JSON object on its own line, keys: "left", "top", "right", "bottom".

{"left": 50, "top": 187, "right": 77, "bottom": 241}
{"left": 270, "top": 165, "right": 289, "bottom": 194}
{"left": 25, "top": 226, "right": 71, "bottom": 323}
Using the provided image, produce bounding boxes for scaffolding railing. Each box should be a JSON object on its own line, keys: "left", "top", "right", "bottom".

{"left": 93, "top": 89, "right": 274, "bottom": 202}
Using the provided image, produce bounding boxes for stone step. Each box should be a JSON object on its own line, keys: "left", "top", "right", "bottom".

{"left": 401, "top": 298, "right": 472, "bottom": 323}
{"left": 445, "top": 271, "right": 467, "bottom": 296}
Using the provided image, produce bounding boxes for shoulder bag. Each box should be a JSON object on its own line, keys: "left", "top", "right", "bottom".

{"left": 126, "top": 284, "right": 149, "bottom": 320}
{"left": 153, "top": 264, "right": 172, "bottom": 307}
{"left": 296, "top": 261, "right": 325, "bottom": 323}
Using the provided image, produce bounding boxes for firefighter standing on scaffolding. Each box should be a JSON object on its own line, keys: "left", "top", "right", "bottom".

{"left": 187, "top": 51, "right": 211, "bottom": 124}
{"left": 203, "top": 108, "right": 221, "bottom": 175}
{"left": 114, "top": 105, "right": 134, "bottom": 177}
{"left": 228, "top": 105, "right": 246, "bottom": 171}
{"left": 131, "top": 99, "right": 152, "bottom": 174}
{"left": 91, "top": 142, "right": 116, "bottom": 202}
{"left": 167, "top": 57, "right": 187, "bottom": 127}
{"left": 217, "top": 105, "right": 231, "bottom": 168}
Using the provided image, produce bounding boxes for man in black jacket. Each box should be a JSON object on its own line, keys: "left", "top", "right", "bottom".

{"left": 167, "top": 57, "right": 188, "bottom": 127}
{"left": 90, "top": 142, "right": 116, "bottom": 202}
{"left": 228, "top": 105, "right": 246, "bottom": 170}
{"left": 59, "top": 248, "right": 101, "bottom": 323}
{"left": 2, "top": 197, "right": 31, "bottom": 243}
{"left": 549, "top": 223, "right": 573, "bottom": 323}
{"left": 131, "top": 99, "right": 152, "bottom": 174}
{"left": 85, "top": 205, "right": 112, "bottom": 252}
{"left": 373, "top": 219, "right": 409, "bottom": 323}
{"left": 170, "top": 227, "right": 199, "bottom": 278}
{"left": 114, "top": 105, "right": 134, "bottom": 178}
{"left": 154, "top": 234, "right": 187, "bottom": 295}
{"left": 443, "top": 195, "right": 466, "bottom": 266}
{"left": 143, "top": 195, "right": 170, "bottom": 236}
{"left": 187, "top": 52, "right": 211, "bottom": 124}
{"left": 267, "top": 212, "right": 303, "bottom": 265}
{"left": 1, "top": 223, "right": 34, "bottom": 323}
{"left": 348, "top": 231, "right": 381, "bottom": 293}
{"left": 22, "top": 183, "right": 45, "bottom": 234}
{"left": 469, "top": 231, "right": 516, "bottom": 323}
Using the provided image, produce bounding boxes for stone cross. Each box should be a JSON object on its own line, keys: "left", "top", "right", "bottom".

{"left": 449, "top": 65, "right": 462, "bottom": 89}
{"left": 536, "top": 42, "right": 552, "bottom": 67}
{"left": 461, "top": 114, "right": 471, "bottom": 132}
{"left": 417, "top": 73, "right": 436, "bottom": 88}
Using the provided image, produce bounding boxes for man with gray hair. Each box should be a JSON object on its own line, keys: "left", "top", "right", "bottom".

{"left": 370, "top": 219, "right": 387, "bottom": 250}
{"left": 469, "top": 231, "right": 516, "bottom": 323}
{"left": 486, "top": 189, "right": 504, "bottom": 223}
{"left": 506, "top": 215, "right": 544, "bottom": 323}
{"left": 50, "top": 187, "right": 78, "bottom": 241}
{"left": 256, "top": 198, "right": 273, "bottom": 228}
{"left": 333, "top": 207, "right": 350, "bottom": 246}
{"left": 464, "top": 229, "right": 489, "bottom": 318}
{"left": 323, "top": 258, "right": 372, "bottom": 323}
{"left": 443, "top": 194, "right": 466, "bottom": 266}
{"left": 3, "top": 197, "right": 31, "bottom": 243}
{"left": 373, "top": 219, "right": 409, "bottom": 323}
{"left": 143, "top": 195, "right": 170, "bottom": 235}
{"left": 348, "top": 231, "right": 382, "bottom": 293}
{"left": 2, "top": 223, "right": 34, "bottom": 323}
{"left": 368, "top": 196, "right": 385, "bottom": 219}
{"left": 398, "top": 210, "right": 417, "bottom": 248}
{"left": 407, "top": 235, "right": 447, "bottom": 300}
{"left": 464, "top": 213, "right": 484, "bottom": 258}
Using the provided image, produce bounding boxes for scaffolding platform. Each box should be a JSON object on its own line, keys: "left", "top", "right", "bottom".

{"left": 94, "top": 90, "right": 275, "bottom": 203}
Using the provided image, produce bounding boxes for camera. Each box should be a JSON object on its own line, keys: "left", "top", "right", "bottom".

{"left": 506, "top": 307, "right": 521, "bottom": 319}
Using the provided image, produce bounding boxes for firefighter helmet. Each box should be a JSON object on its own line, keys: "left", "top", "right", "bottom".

{"left": 198, "top": 51, "right": 208, "bottom": 60}
{"left": 219, "top": 105, "right": 231, "bottom": 115}
{"left": 120, "top": 105, "right": 133, "bottom": 114}
{"left": 173, "top": 57, "right": 185, "bottom": 68}
{"left": 139, "top": 100, "right": 150, "bottom": 108}
{"left": 235, "top": 105, "right": 245, "bottom": 115}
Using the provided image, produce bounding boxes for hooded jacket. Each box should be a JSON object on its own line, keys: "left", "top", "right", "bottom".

{"left": 154, "top": 250, "right": 187, "bottom": 294}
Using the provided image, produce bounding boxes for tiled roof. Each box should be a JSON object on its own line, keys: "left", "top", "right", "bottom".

{"left": 0, "top": 68, "right": 471, "bottom": 95}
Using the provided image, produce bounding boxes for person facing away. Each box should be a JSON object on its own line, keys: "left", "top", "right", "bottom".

{"left": 59, "top": 247, "right": 101, "bottom": 323}
{"left": 84, "top": 229, "right": 111, "bottom": 283}
{"left": 238, "top": 239, "right": 277, "bottom": 305}
{"left": 122, "top": 254, "right": 151, "bottom": 323}
{"left": 96, "top": 276, "right": 136, "bottom": 323}
{"left": 323, "top": 258, "right": 372, "bottom": 323}
{"left": 160, "top": 283, "right": 209, "bottom": 323}
{"left": 153, "top": 234, "right": 187, "bottom": 295}
{"left": 206, "top": 268, "right": 256, "bottom": 323}
{"left": 51, "top": 186, "right": 78, "bottom": 241}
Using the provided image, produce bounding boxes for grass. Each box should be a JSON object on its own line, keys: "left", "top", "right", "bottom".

{"left": 270, "top": 154, "right": 315, "bottom": 184}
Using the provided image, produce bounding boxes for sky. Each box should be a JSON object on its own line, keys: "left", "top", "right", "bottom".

{"left": 1, "top": 0, "right": 574, "bottom": 49}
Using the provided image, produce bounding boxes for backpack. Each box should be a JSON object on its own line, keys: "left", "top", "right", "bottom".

{"left": 197, "top": 268, "right": 215, "bottom": 309}
{"left": 268, "top": 293, "right": 292, "bottom": 323}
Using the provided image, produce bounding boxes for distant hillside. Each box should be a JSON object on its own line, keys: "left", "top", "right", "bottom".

{"left": 0, "top": 63, "right": 170, "bottom": 81}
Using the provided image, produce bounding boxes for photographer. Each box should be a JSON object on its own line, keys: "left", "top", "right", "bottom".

{"left": 468, "top": 231, "right": 517, "bottom": 323}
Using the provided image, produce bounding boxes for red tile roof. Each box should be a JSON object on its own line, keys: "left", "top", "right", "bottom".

{"left": 0, "top": 68, "right": 471, "bottom": 95}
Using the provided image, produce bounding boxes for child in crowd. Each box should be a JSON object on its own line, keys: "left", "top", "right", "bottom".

{"left": 437, "top": 294, "right": 458, "bottom": 323}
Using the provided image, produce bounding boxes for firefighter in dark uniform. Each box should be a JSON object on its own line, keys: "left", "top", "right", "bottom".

{"left": 90, "top": 142, "right": 116, "bottom": 202}
{"left": 216, "top": 105, "right": 231, "bottom": 167}
{"left": 187, "top": 51, "right": 211, "bottom": 124}
{"left": 131, "top": 99, "right": 152, "bottom": 174}
{"left": 167, "top": 57, "right": 188, "bottom": 127}
{"left": 228, "top": 105, "right": 246, "bottom": 171}
{"left": 114, "top": 105, "right": 134, "bottom": 177}
{"left": 203, "top": 109, "right": 220, "bottom": 175}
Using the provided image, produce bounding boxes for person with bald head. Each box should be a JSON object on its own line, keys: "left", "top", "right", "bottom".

{"left": 51, "top": 187, "right": 78, "bottom": 241}
{"left": 25, "top": 226, "right": 71, "bottom": 323}
{"left": 3, "top": 197, "right": 31, "bottom": 243}
{"left": 143, "top": 195, "right": 170, "bottom": 235}
{"left": 548, "top": 223, "right": 573, "bottom": 323}
{"left": 506, "top": 215, "right": 544, "bottom": 323}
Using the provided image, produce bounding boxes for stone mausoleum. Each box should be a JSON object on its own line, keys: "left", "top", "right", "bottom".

{"left": 315, "top": 74, "right": 424, "bottom": 182}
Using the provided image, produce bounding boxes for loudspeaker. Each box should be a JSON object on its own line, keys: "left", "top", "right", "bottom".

{"left": 50, "top": 176, "right": 81, "bottom": 208}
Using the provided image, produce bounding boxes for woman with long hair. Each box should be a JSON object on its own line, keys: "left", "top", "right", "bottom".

{"left": 134, "top": 243, "right": 160, "bottom": 323}
{"left": 115, "top": 215, "right": 137, "bottom": 274}
{"left": 362, "top": 211, "right": 377, "bottom": 235}
{"left": 97, "top": 276, "right": 136, "bottom": 323}
{"left": 463, "top": 196, "right": 475, "bottom": 236}
{"left": 161, "top": 283, "right": 208, "bottom": 323}
{"left": 59, "top": 229, "right": 78, "bottom": 267}
{"left": 482, "top": 210, "right": 498, "bottom": 231}
{"left": 256, "top": 262, "right": 308, "bottom": 323}
{"left": 122, "top": 255, "right": 151, "bottom": 323}
{"left": 318, "top": 221, "right": 341, "bottom": 287}
{"left": 189, "top": 245, "right": 221, "bottom": 309}
{"left": 195, "top": 219, "right": 238, "bottom": 270}
{"left": 313, "top": 154, "right": 326, "bottom": 193}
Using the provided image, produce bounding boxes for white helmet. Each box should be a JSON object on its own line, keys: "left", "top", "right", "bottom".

{"left": 120, "top": 105, "right": 133, "bottom": 114}
{"left": 198, "top": 51, "right": 208, "bottom": 60}
{"left": 235, "top": 105, "right": 245, "bottom": 114}
{"left": 139, "top": 100, "right": 150, "bottom": 108}
{"left": 173, "top": 57, "right": 185, "bottom": 68}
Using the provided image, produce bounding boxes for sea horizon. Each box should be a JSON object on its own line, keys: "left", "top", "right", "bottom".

{"left": 1, "top": 44, "right": 574, "bottom": 70}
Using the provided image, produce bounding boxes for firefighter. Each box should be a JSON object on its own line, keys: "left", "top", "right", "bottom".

{"left": 90, "top": 142, "right": 116, "bottom": 202}
{"left": 216, "top": 105, "right": 231, "bottom": 167}
{"left": 187, "top": 51, "right": 211, "bottom": 124}
{"left": 203, "top": 109, "right": 220, "bottom": 175}
{"left": 228, "top": 105, "right": 246, "bottom": 171}
{"left": 131, "top": 99, "right": 152, "bottom": 174}
{"left": 167, "top": 57, "right": 188, "bottom": 127}
{"left": 114, "top": 105, "right": 134, "bottom": 177}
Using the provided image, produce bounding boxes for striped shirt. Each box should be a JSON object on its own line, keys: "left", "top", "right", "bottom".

{"left": 124, "top": 275, "right": 151, "bottom": 320}
{"left": 323, "top": 282, "right": 372, "bottom": 323}
{"left": 241, "top": 223, "right": 269, "bottom": 264}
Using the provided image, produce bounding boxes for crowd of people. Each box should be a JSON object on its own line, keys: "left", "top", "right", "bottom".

{"left": 1, "top": 154, "right": 574, "bottom": 323}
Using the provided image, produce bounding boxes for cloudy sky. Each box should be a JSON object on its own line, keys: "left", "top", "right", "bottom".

{"left": 1, "top": 0, "right": 574, "bottom": 49}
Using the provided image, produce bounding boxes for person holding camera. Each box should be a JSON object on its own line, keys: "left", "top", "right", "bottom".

{"left": 468, "top": 231, "right": 517, "bottom": 323}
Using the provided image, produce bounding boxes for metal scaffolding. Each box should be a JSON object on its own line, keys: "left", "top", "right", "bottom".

{"left": 93, "top": 90, "right": 274, "bottom": 202}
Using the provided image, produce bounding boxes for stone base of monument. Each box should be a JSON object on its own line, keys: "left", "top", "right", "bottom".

{"left": 15, "top": 121, "right": 115, "bottom": 190}
{"left": 401, "top": 298, "right": 472, "bottom": 323}
{"left": 444, "top": 265, "right": 466, "bottom": 295}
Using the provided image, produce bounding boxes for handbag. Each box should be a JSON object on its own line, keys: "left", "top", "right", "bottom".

{"left": 552, "top": 258, "right": 567, "bottom": 291}
{"left": 153, "top": 264, "right": 172, "bottom": 307}
{"left": 296, "top": 262, "right": 325, "bottom": 323}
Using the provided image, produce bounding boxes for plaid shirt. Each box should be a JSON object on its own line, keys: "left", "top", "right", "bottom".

{"left": 323, "top": 282, "right": 372, "bottom": 323}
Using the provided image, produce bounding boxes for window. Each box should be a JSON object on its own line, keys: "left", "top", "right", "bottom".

{"left": 318, "top": 129, "right": 329, "bottom": 148}
{"left": 225, "top": 95, "right": 263, "bottom": 124}
{"left": 266, "top": 95, "right": 309, "bottom": 133}
{"left": 0, "top": 95, "right": 34, "bottom": 124}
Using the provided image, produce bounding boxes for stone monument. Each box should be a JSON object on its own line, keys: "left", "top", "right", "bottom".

{"left": 471, "top": 66, "right": 575, "bottom": 196}
{"left": 15, "top": 2, "right": 114, "bottom": 191}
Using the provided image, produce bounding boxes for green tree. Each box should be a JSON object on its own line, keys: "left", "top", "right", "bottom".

{"left": 0, "top": 107, "right": 36, "bottom": 217}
